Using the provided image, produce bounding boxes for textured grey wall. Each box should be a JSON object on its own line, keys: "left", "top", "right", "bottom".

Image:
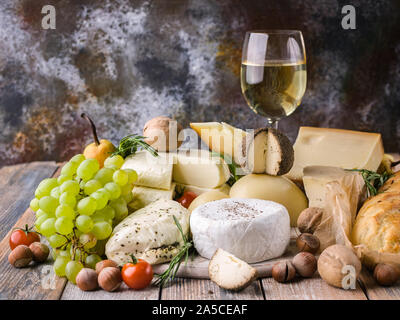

{"left": 0, "top": 0, "right": 399, "bottom": 166}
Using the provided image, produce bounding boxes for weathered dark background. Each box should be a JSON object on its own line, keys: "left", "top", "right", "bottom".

{"left": 0, "top": 0, "right": 399, "bottom": 166}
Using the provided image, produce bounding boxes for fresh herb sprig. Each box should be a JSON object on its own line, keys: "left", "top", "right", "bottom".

{"left": 211, "top": 152, "right": 242, "bottom": 186}
{"left": 348, "top": 169, "right": 392, "bottom": 197}
{"left": 112, "top": 134, "right": 158, "bottom": 158}
{"left": 154, "top": 215, "right": 193, "bottom": 287}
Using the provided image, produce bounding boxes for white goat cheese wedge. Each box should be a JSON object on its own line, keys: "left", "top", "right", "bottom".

{"left": 175, "top": 182, "right": 230, "bottom": 196}
{"left": 128, "top": 183, "right": 176, "bottom": 211}
{"left": 209, "top": 248, "right": 257, "bottom": 291}
{"left": 122, "top": 151, "right": 173, "bottom": 190}
{"left": 105, "top": 199, "right": 190, "bottom": 265}
{"left": 190, "top": 198, "right": 290, "bottom": 263}
{"left": 173, "top": 150, "right": 230, "bottom": 188}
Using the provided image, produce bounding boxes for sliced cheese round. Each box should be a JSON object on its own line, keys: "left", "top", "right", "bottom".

{"left": 190, "top": 198, "right": 290, "bottom": 263}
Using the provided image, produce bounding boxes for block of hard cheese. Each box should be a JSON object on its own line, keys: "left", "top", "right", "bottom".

{"left": 122, "top": 151, "right": 173, "bottom": 190}
{"left": 303, "top": 166, "right": 360, "bottom": 208}
{"left": 128, "top": 183, "right": 176, "bottom": 211}
{"left": 173, "top": 150, "right": 230, "bottom": 188}
{"left": 286, "top": 127, "right": 384, "bottom": 182}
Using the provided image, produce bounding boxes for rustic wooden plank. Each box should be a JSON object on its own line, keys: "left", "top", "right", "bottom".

{"left": 61, "top": 282, "right": 160, "bottom": 300}
{"left": 358, "top": 269, "right": 400, "bottom": 300}
{"left": 0, "top": 161, "right": 58, "bottom": 240}
{"left": 0, "top": 162, "right": 66, "bottom": 300}
{"left": 161, "top": 278, "right": 264, "bottom": 300}
{"left": 261, "top": 272, "right": 367, "bottom": 300}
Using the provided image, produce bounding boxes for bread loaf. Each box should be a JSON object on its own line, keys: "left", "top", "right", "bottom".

{"left": 351, "top": 171, "right": 400, "bottom": 254}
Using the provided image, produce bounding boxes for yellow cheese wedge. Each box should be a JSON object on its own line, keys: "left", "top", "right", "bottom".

{"left": 286, "top": 127, "right": 384, "bottom": 182}
{"left": 128, "top": 183, "right": 176, "bottom": 211}
{"left": 175, "top": 182, "right": 230, "bottom": 196}
{"left": 173, "top": 150, "right": 230, "bottom": 188}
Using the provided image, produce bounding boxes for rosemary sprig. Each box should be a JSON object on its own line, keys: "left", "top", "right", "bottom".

{"left": 112, "top": 134, "right": 158, "bottom": 158}
{"left": 154, "top": 215, "right": 193, "bottom": 287}
{"left": 348, "top": 169, "right": 392, "bottom": 197}
{"left": 211, "top": 152, "right": 242, "bottom": 186}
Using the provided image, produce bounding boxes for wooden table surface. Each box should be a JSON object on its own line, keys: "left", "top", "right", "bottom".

{"left": 0, "top": 161, "right": 399, "bottom": 300}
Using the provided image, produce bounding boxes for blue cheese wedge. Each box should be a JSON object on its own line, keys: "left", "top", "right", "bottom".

{"left": 105, "top": 199, "right": 190, "bottom": 265}
{"left": 122, "top": 151, "right": 173, "bottom": 190}
{"left": 190, "top": 198, "right": 290, "bottom": 263}
{"left": 128, "top": 183, "right": 176, "bottom": 211}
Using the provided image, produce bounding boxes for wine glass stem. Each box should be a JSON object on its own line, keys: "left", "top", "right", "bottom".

{"left": 268, "top": 119, "right": 279, "bottom": 130}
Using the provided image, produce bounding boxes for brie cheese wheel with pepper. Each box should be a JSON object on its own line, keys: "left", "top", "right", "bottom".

{"left": 105, "top": 199, "right": 190, "bottom": 266}
{"left": 190, "top": 198, "right": 290, "bottom": 263}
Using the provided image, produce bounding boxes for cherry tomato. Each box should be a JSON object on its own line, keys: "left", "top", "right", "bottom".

{"left": 122, "top": 255, "right": 153, "bottom": 290}
{"left": 177, "top": 191, "right": 197, "bottom": 209}
{"left": 9, "top": 224, "right": 40, "bottom": 250}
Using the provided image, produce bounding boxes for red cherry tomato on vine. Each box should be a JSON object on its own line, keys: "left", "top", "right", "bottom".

{"left": 177, "top": 191, "right": 197, "bottom": 209}
{"left": 122, "top": 255, "right": 153, "bottom": 290}
{"left": 9, "top": 225, "right": 40, "bottom": 250}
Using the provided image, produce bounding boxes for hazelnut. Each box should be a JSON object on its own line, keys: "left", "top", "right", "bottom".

{"left": 98, "top": 267, "right": 122, "bottom": 292}
{"left": 317, "top": 244, "right": 361, "bottom": 288}
{"left": 8, "top": 245, "right": 33, "bottom": 268}
{"left": 29, "top": 242, "right": 49, "bottom": 262}
{"left": 297, "top": 207, "right": 324, "bottom": 234}
{"left": 143, "top": 116, "right": 183, "bottom": 152}
{"left": 76, "top": 268, "right": 99, "bottom": 291}
{"left": 296, "top": 233, "right": 320, "bottom": 254}
{"left": 373, "top": 264, "right": 400, "bottom": 286}
{"left": 292, "top": 252, "right": 317, "bottom": 278}
{"left": 95, "top": 259, "right": 118, "bottom": 274}
{"left": 271, "top": 261, "right": 296, "bottom": 283}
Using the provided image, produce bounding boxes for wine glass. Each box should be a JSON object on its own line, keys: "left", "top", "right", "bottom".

{"left": 240, "top": 30, "right": 307, "bottom": 129}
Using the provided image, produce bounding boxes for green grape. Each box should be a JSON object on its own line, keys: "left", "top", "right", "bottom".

{"left": 30, "top": 198, "right": 40, "bottom": 212}
{"left": 91, "top": 222, "right": 112, "bottom": 240}
{"left": 76, "top": 215, "right": 94, "bottom": 233}
{"left": 70, "top": 154, "right": 85, "bottom": 165}
{"left": 93, "top": 167, "right": 114, "bottom": 185}
{"left": 57, "top": 174, "right": 72, "bottom": 185}
{"left": 96, "top": 206, "right": 115, "bottom": 220}
{"left": 35, "top": 212, "right": 51, "bottom": 230}
{"left": 112, "top": 170, "right": 128, "bottom": 186}
{"left": 59, "top": 192, "right": 76, "bottom": 207}
{"left": 58, "top": 250, "right": 71, "bottom": 258}
{"left": 104, "top": 155, "right": 124, "bottom": 169}
{"left": 54, "top": 256, "right": 70, "bottom": 277}
{"left": 85, "top": 254, "right": 102, "bottom": 269}
{"left": 36, "top": 178, "right": 59, "bottom": 198}
{"left": 40, "top": 218, "right": 56, "bottom": 237}
{"left": 35, "top": 209, "right": 48, "bottom": 218}
{"left": 104, "top": 182, "right": 121, "bottom": 200}
{"left": 77, "top": 159, "right": 99, "bottom": 181}
{"left": 61, "top": 161, "right": 78, "bottom": 176}
{"left": 84, "top": 180, "right": 102, "bottom": 195}
{"left": 79, "top": 180, "right": 86, "bottom": 189}
{"left": 48, "top": 234, "right": 67, "bottom": 248}
{"left": 120, "top": 183, "right": 132, "bottom": 196}
{"left": 77, "top": 197, "right": 97, "bottom": 215}
{"left": 90, "top": 189, "right": 109, "bottom": 210}
{"left": 91, "top": 213, "right": 106, "bottom": 223}
{"left": 60, "top": 180, "right": 80, "bottom": 195}
{"left": 50, "top": 186, "right": 61, "bottom": 199}
{"left": 109, "top": 198, "right": 128, "bottom": 221}
{"left": 122, "top": 192, "right": 133, "bottom": 204}
{"left": 55, "top": 204, "right": 75, "bottom": 219}
{"left": 124, "top": 169, "right": 138, "bottom": 184}
{"left": 65, "top": 261, "right": 83, "bottom": 283}
{"left": 79, "top": 233, "right": 97, "bottom": 250}
{"left": 70, "top": 247, "right": 85, "bottom": 262}
{"left": 55, "top": 217, "right": 74, "bottom": 235}
{"left": 38, "top": 196, "right": 59, "bottom": 214}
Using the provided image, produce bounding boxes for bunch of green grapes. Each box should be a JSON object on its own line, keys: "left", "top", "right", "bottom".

{"left": 29, "top": 154, "right": 137, "bottom": 284}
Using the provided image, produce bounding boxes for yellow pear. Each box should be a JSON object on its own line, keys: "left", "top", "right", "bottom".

{"left": 81, "top": 113, "right": 116, "bottom": 168}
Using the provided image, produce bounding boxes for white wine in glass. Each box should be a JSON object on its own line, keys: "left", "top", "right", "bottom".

{"left": 241, "top": 30, "right": 307, "bottom": 129}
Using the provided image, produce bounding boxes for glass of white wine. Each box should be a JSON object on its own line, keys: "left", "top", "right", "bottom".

{"left": 241, "top": 30, "right": 307, "bottom": 129}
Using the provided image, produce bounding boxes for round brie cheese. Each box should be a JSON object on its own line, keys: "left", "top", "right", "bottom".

{"left": 190, "top": 198, "right": 290, "bottom": 263}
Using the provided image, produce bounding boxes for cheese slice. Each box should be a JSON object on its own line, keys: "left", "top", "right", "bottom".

{"left": 303, "top": 166, "right": 362, "bottom": 208}
{"left": 128, "top": 183, "right": 176, "bottom": 211}
{"left": 175, "top": 182, "right": 230, "bottom": 196}
{"left": 190, "top": 198, "right": 290, "bottom": 263}
{"left": 122, "top": 151, "right": 173, "bottom": 190}
{"left": 286, "top": 127, "right": 384, "bottom": 182}
{"left": 173, "top": 150, "right": 230, "bottom": 188}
